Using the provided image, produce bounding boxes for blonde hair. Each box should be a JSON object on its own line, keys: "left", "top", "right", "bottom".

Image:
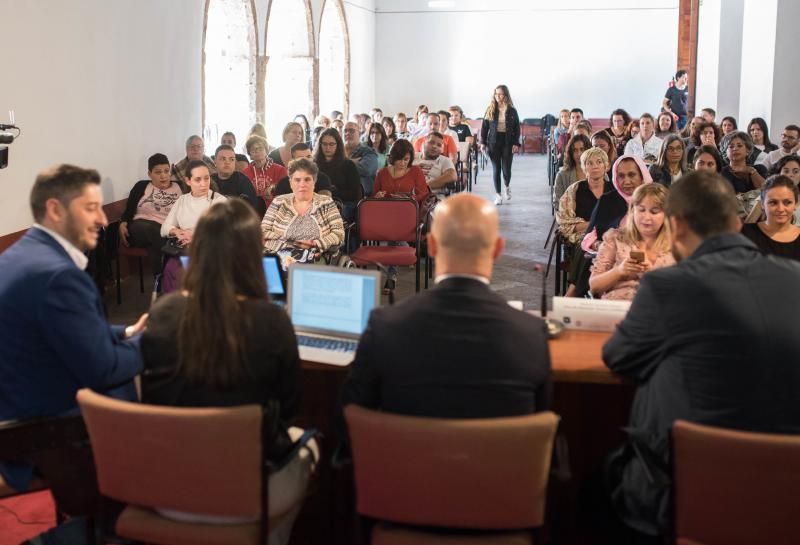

{"left": 623, "top": 184, "right": 671, "bottom": 254}
{"left": 580, "top": 147, "right": 609, "bottom": 171}
{"left": 484, "top": 85, "right": 514, "bottom": 121}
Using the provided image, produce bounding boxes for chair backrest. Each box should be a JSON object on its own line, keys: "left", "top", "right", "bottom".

{"left": 77, "top": 388, "right": 263, "bottom": 518}
{"left": 345, "top": 405, "right": 559, "bottom": 529}
{"left": 456, "top": 142, "right": 471, "bottom": 164}
{"left": 673, "top": 419, "right": 800, "bottom": 545}
{"left": 357, "top": 198, "right": 419, "bottom": 242}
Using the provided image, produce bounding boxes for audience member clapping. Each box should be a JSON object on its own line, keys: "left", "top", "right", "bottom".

{"left": 262, "top": 158, "right": 344, "bottom": 267}
{"left": 119, "top": 153, "right": 183, "bottom": 276}
{"left": 589, "top": 184, "right": 675, "bottom": 300}
{"left": 142, "top": 198, "right": 315, "bottom": 544}
{"left": 649, "top": 134, "right": 688, "bottom": 187}
{"left": 740, "top": 175, "right": 800, "bottom": 260}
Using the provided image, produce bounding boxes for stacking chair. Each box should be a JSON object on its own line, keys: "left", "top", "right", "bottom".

{"left": 77, "top": 389, "right": 316, "bottom": 545}
{"left": 673, "top": 420, "right": 800, "bottom": 545}
{"left": 345, "top": 405, "right": 560, "bottom": 544}
{"left": 114, "top": 243, "right": 147, "bottom": 305}
{"left": 350, "top": 198, "right": 424, "bottom": 292}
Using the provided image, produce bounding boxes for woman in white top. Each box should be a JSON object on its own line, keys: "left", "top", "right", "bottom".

{"left": 160, "top": 160, "right": 226, "bottom": 293}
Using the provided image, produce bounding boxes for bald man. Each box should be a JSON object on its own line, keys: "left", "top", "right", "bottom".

{"left": 341, "top": 193, "right": 551, "bottom": 418}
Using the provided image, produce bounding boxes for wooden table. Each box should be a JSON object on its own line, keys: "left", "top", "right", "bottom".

{"left": 292, "top": 329, "right": 631, "bottom": 545}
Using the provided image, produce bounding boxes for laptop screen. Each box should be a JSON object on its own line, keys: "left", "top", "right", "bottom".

{"left": 179, "top": 255, "right": 285, "bottom": 296}
{"left": 288, "top": 265, "right": 379, "bottom": 336}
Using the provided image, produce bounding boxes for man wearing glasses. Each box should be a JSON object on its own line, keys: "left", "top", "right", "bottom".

{"left": 172, "top": 135, "right": 217, "bottom": 182}
{"left": 342, "top": 121, "right": 378, "bottom": 196}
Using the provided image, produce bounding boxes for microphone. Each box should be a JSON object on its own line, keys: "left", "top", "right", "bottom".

{"left": 534, "top": 263, "right": 564, "bottom": 339}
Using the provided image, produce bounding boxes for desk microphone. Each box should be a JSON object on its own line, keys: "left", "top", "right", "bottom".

{"left": 535, "top": 264, "right": 564, "bottom": 339}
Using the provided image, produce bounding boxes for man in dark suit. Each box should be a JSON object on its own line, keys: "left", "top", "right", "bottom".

{"left": 0, "top": 164, "right": 146, "bottom": 491}
{"left": 603, "top": 171, "right": 800, "bottom": 538}
{"left": 341, "top": 193, "right": 551, "bottom": 418}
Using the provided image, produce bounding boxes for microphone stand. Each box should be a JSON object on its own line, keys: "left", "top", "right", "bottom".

{"left": 535, "top": 264, "right": 564, "bottom": 338}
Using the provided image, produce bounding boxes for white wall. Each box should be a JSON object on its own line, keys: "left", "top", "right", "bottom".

{"left": 374, "top": 0, "right": 679, "bottom": 120}
{"left": 343, "top": 0, "right": 377, "bottom": 114}
{"left": 738, "top": 0, "right": 777, "bottom": 124}
{"left": 694, "top": 0, "right": 721, "bottom": 113}
{"left": 770, "top": 0, "right": 800, "bottom": 140}
{"left": 0, "top": 0, "right": 205, "bottom": 235}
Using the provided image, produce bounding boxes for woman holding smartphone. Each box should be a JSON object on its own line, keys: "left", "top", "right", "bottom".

{"left": 588, "top": 184, "right": 675, "bottom": 300}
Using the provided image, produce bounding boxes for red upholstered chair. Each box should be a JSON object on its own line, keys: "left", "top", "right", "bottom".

{"left": 673, "top": 420, "right": 800, "bottom": 545}
{"left": 77, "top": 388, "right": 309, "bottom": 545}
{"left": 114, "top": 239, "right": 147, "bottom": 305}
{"left": 344, "top": 405, "right": 560, "bottom": 544}
{"left": 350, "top": 197, "right": 424, "bottom": 291}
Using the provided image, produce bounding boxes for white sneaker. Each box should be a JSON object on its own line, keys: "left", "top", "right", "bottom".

{"left": 494, "top": 194, "right": 503, "bottom": 205}
{"left": 504, "top": 186, "right": 511, "bottom": 201}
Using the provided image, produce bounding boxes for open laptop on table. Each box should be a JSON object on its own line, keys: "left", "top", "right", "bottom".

{"left": 288, "top": 264, "right": 381, "bottom": 366}
{"left": 180, "top": 254, "right": 287, "bottom": 304}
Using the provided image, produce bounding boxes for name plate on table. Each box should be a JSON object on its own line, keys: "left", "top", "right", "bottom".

{"left": 550, "top": 297, "right": 631, "bottom": 332}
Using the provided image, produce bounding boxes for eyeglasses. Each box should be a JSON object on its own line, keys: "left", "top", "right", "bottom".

{"left": 344, "top": 128, "right": 357, "bottom": 133}
{"left": 187, "top": 144, "right": 204, "bottom": 150}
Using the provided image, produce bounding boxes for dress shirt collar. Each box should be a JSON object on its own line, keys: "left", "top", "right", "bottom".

{"left": 32, "top": 223, "right": 89, "bottom": 270}
{"left": 435, "top": 273, "right": 490, "bottom": 286}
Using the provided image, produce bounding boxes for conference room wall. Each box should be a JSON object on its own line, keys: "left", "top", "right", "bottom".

{"left": 373, "top": 0, "right": 679, "bottom": 121}
{"left": 0, "top": 0, "right": 204, "bottom": 235}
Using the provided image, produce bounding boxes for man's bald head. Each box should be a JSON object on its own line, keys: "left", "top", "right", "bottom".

{"left": 430, "top": 194, "right": 503, "bottom": 277}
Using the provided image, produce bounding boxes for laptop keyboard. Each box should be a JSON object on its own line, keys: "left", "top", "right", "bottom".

{"left": 297, "top": 335, "right": 358, "bottom": 353}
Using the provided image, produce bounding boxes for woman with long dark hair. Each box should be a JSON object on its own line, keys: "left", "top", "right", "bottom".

{"left": 142, "top": 198, "right": 315, "bottom": 544}
{"left": 748, "top": 117, "right": 778, "bottom": 153}
{"left": 313, "top": 128, "right": 362, "bottom": 223}
{"left": 480, "top": 84, "right": 521, "bottom": 205}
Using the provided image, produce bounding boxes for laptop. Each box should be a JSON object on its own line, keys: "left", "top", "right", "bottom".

{"left": 287, "top": 264, "right": 381, "bottom": 366}
{"left": 179, "top": 254, "right": 287, "bottom": 303}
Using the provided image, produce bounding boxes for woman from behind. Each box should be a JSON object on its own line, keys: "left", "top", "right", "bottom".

{"left": 589, "top": 184, "right": 675, "bottom": 300}
{"left": 142, "top": 198, "right": 315, "bottom": 545}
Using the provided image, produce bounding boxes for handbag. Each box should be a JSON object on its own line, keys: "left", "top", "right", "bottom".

{"left": 160, "top": 237, "right": 185, "bottom": 257}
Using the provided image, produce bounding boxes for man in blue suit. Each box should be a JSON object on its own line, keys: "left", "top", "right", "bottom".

{"left": 0, "top": 164, "right": 147, "bottom": 491}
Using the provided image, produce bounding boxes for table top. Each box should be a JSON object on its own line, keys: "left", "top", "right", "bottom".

{"left": 303, "top": 329, "right": 620, "bottom": 385}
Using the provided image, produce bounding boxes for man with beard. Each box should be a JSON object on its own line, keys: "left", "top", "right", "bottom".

{"left": 601, "top": 170, "right": 800, "bottom": 540}
{"left": 416, "top": 131, "right": 457, "bottom": 199}
{"left": 0, "top": 165, "right": 146, "bottom": 491}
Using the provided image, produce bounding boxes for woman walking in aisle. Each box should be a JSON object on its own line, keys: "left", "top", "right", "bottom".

{"left": 480, "top": 84, "right": 521, "bottom": 205}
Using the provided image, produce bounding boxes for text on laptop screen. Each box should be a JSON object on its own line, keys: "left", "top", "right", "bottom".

{"left": 289, "top": 267, "right": 377, "bottom": 335}
{"left": 180, "top": 256, "right": 285, "bottom": 296}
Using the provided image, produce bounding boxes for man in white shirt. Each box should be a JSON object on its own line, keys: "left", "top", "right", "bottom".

{"left": 413, "top": 114, "right": 458, "bottom": 164}
{"left": 416, "top": 132, "right": 457, "bottom": 199}
{"left": 624, "top": 114, "right": 663, "bottom": 163}
{"left": 760, "top": 124, "right": 800, "bottom": 171}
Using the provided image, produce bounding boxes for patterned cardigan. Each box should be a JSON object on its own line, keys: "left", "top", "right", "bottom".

{"left": 261, "top": 193, "right": 344, "bottom": 253}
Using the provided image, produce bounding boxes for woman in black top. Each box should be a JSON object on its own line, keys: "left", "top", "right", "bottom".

{"left": 721, "top": 131, "right": 767, "bottom": 193}
{"left": 141, "top": 199, "right": 314, "bottom": 542}
{"left": 313, "top": 128, "right": 362, "bottom": 223}
{"left": 741, "top": 175, "right": 800, "bottom": 261}
{"left": 480, "top": 84, "right": 521, "bottom": 205}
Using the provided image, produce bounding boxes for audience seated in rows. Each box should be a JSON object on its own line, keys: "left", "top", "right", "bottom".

{"left": 760, "top": 124, "right": 800, "bottom": 170}
{"left": 556, "top": 147, "right": 613, "bottom": 297}
{"left": 367, "top": 122, "right": 389, "bottom": 169}
{"left": 243, "top": 135, "right": 288, "bottom": 218}
{"left": 220, "top": 131, "right": 250, "bottom": 171}
{"left": 655, "top": 111, "right": 677, "bottom": 139}
{"left": 606, "top": 108, "right": 632, "bottom": 156}
{"left": 380, "top": 117, "right": 396, "bottom": 148}
{"left": 748, "top": 117, "right": 778, "bottom": 153}
{"left": 120, "top": 153, "right": 183, "bottom": 276}
{"left": 141, "top": 198, "right": 316, "bottom": 545}
{"left": 686, "top": 120, "right": 720, "bottom": 163}
{"left": 740, "top": 175, "right": 800, "bottom": 261}
{"left": 314, "top": 128, "right": 362, "bottom": 223}
{"left": 648, "top": 134, "right": 688, "bottom": 187}
{"left": 341, "top": 193, "right": 551, "bottom": 418}
{"left": 416, "top": 131, "right": 457, "bottom": 200}
{"left": 261, "top": 158, "right": 344, "bottom": 268}
{"left": 447, "top": 105, "right": 474, "bottom": 145}
{"left": 342, "top": 121, "right": 378, "bottom": 196}
{"left": 590, "top": 130, "right": 617, "bottom": 177}
{"left": 270, "top": 122, "right": 307, "bottom": 167}
{"left": 172, "top": 135, "right": 216, "bottom": 183}
{"left": 274, "top": 143, "right": 333, "bottom": 197}
{"left": 393, "top": 112, "right": 411, "bottom": 140}
{"left": 556, "top": 108, "right": 584, "bottom": 155}
{"left": 721, "top": 131, "right": 768, "bottom": 193}
{"left": 701, "top": 107, "right": 716, "bottom": 123}
{"left": 623, "top": 113, "right": 663, "bottom": 164}
{"left": 692, "top": 144, "right": 723, "bottom": 173}
{"left": 589, "top": 184, "right": 675, "bottom": 300}
{"left": 211, "top": 145, "right": 260, "bottom": 212}
{"left": 553, "top": 134, "right": 591, "bottom": 209}
{"left": 437, "top": 110, "right": 460, "bottom": 147}
{"left": 603, "top": 171, "right": 800, "bottom": 538}
{"left": 372, "top": 139, "right": 429, "bottom": 203}
{"left": 412, "top": 113, "right": 458, "bottom": 164}
{"left": 720, "top": 115, "right": 737, "bottom": 136}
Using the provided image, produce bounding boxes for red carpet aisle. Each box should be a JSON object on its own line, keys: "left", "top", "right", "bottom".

{"left": 0, "top": 491, "right": 55, "bottom": 545}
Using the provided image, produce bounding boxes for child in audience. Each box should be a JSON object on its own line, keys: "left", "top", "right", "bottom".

{"left": 589, "top": 184, "right": 675, "bottom": 300}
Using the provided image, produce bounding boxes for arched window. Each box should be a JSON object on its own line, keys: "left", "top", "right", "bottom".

{"left": 203, "top": 0, "right": 258, "bottom": 155}
{"left": 264, "top": 0, "right": 315, "bottom": 146}
{"left": 318, "top": 0, "right": 349, "bottom": 119}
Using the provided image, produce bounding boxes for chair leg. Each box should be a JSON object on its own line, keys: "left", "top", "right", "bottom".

{"left": 415, "top": 261, "right": 420, "bottom": 292}
{"left": 114, "top": 255, "right": 121, "bottom": 305}
{"left": 137, "top": 257, "right": 144, "bottom": 293}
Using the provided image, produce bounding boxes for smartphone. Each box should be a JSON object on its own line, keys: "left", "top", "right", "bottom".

{"left": 629, "top": 250, "right": 645, "bottom": 263}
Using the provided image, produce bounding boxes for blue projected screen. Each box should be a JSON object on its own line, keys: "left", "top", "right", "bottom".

{"left": 289, "top": 267, "right": 377, "bottom": 335}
